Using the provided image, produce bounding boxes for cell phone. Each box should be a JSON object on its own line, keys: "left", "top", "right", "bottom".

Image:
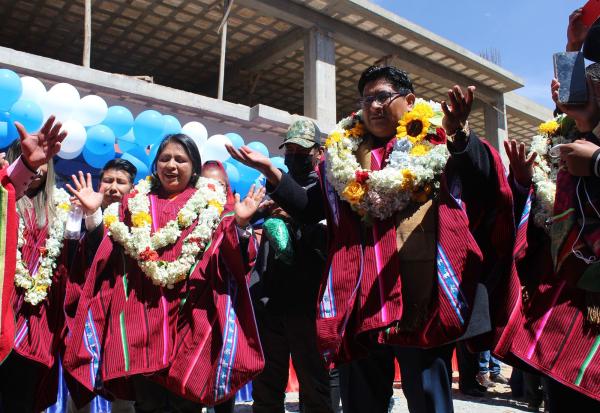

{"left": 583, "top": 0, "right": 600, "bottom": 27}
{"left": 553, "top": 51, "right": 588, "bottom": 105}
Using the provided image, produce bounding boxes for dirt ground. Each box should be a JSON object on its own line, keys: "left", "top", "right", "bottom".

{"left": 229, "top": 365, "right": 544, "bottom": 413}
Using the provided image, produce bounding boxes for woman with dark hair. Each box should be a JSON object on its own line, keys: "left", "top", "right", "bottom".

{"left": 63, "top": 133, "right": 266, "bottom": 412}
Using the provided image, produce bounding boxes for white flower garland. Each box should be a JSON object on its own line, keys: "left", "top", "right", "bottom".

{"left": 528, "top": 115, "right": 571, "bottom": 230}
{"left": 103, "top": 176, "right": 226, "bottom": 289}
{"left": 14, "top": 188, "right": 71, "bottom": 305}
{"left": 325, "top": 99, "right": 449, "bottom": 220}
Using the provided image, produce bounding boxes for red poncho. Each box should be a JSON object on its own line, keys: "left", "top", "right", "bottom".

{"left": 63, "top": 186, "right": 263, "bottom": 405}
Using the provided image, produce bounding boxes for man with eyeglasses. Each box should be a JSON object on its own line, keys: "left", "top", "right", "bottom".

{"left": 227, "top": 66, "right": 517, "bottom": 413}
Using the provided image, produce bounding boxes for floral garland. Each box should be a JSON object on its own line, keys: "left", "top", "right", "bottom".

{"left": 528, "top": 115, "right": 573, "bottom": 230}
{"left": 103, "top": 176, "right": 226, "bottom": 289}
{"left": 325, "top": 99, "right": 449, "bottom": 220}
{"left": 14, "top": 188, "right": 71, "bottom": 305}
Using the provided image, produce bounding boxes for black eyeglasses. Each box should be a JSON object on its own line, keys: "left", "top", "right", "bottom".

{"left": 358, "top": 90, "right": 410, "bottom": 108}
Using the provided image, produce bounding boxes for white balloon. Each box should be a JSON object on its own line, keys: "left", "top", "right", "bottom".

{"left": 20, "top": 77, "right": 46, "bottom": 103}
{"left": 58, "top": 120, "right": 87, "bottom": 159}
{"left": 41, "top": 82, "right": 80, "bottom": 122}
{"left": 71, "top": 95, "right": 108, "bottom": 126}
{"left": 202, "top": 134, "right": 232, "bottom": 162}
{"left": 181, "top": 121, "right": 208, "bottom": 151}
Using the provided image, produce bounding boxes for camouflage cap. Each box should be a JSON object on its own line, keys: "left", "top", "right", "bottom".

{"left": 279, "top": 119, "right": 322, "bottom": 149}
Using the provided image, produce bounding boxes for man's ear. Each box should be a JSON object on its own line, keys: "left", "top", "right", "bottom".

{"left": 316, "top": 145, "right": 325, "bottom": 160}
{"left": 405, "top": 93, "right": 416, "bottom": 109}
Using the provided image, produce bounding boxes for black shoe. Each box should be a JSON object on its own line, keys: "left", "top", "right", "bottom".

{"left": 460, "top": 387, "right": 487, "bottom": 397}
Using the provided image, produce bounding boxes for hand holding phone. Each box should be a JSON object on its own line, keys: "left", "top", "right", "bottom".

{"left": 553, "top": 51, "right": 588, "bottom": 105}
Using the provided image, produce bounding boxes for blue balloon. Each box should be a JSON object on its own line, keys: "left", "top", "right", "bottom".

{"left": 247, "top": 141, "right": 269, "bottom": 158}
{"left": 234, "top": 174, "right": 257, "bottom": 197}
{"left": 116, "top": 130, "right": 137, "bottom": 152}
{"left": 0, "top": 69, "right": 22, "bottom": 111}
{"left": 9, "top": 100, "right": 43, "bottom": 134}
{"left": 103, "top": 106, "right": 133, "bottom": 137}
{"left": 270, "top": 156, "right": 288, "bottom": 173}
{"left": 225, "top": 132, "right": 244, "bottom": 149}
{"left": 86, "top": 125, "right": 115, "bottom": 155}
{"left": 162, "top": 115, "right": 181, "bottom": 136}
{"left": 148, "top": 143, "right": 159, "bottom": 169}
{"left": 224, "top": 161, "right": 240, "bottom": 186}
{"left": 0, "top": 111, "right": 16, "bottom": 147}
{"left": 229, "top": 158, "right": 259, "bottom": 182}
{"left": 82, "top": 145, "right": 114, "bottom": 169}
{"left": 134, "top": 110, "right": 164, "bottom": 147}
{"left": 121, "top": 153, "right": 150, "bottom": 184}
{"left": 54, "top": 153, "right": 92, "bottom": 177}
{"left": 126, "top": 144, "right": 150, "bottom": 167}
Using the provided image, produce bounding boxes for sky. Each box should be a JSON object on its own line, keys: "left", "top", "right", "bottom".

{"left": 371, "top": 0, "right": 585, "bottom": 109}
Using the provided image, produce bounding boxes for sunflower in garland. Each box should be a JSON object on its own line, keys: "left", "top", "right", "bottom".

{"left": 396, "top": 102, "right": 434, "bottom": 144}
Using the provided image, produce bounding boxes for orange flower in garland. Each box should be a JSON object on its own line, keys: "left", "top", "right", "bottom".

{"left": 345, "top": 122, "right": 364, "bottom": 139}
{"left": 400, "top": 169, "right": 416, "bottom": 191}
{"left": 342, "top": 180, "right": 367, "bottom": 205}
{"left": 139, "top": 247, "right": 159, "bottom": 262}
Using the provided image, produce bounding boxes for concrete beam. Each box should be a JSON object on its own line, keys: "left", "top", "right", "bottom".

{"left": 236, "top": 0, "right": 510, "bottom": 105}
{"left": 484, "top": 94, "right": 509, "bottom": 165}
{"left": 198, "top": 27, "right": 305, "bottom": 97}
{"left": 0, "top": 46, "right": 306, "bottom": 133}
{"left": 304, "top": 28, "right": 337, "bottom": 133}
{"left": 504, "top": 91, "right": 553, "bottom": 124}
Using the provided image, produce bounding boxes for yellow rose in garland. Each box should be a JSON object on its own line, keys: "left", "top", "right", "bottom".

{"left": 342, "top": 180, "right": 367, "bottom": 205}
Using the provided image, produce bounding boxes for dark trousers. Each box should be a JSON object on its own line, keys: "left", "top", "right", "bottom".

{"left": 0, "top": 352, "right": 41, "bottom": 413}
{"left": 252, "top": 309, "right": 333, "bottom": 413}
{"left": 339, "top": 343, "right": 454, "bottom": 413}
{"left": 546, "top": 377, "right": 600, "bottom": 413}
{"left": 132, "top": 375, "right": 203, "bottom": 413}
{"left": 455, "top": 342, "right": 480, "bottom": 391}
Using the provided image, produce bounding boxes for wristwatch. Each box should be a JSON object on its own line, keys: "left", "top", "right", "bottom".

{"left": 446, "top": 121, "right": 470, "bottom": 143}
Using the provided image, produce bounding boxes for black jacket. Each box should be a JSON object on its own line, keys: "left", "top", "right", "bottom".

{"left": 250, "top": 171, "right": 327, "bottom": 315}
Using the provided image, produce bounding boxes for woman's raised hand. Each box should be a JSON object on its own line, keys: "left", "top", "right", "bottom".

{"left": 234, "top": 184, "right": 267, "bottom": 227}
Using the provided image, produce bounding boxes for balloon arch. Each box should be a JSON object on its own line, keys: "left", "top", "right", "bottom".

{"left": 0, "top": 68, "right": 288, "bottom": 193}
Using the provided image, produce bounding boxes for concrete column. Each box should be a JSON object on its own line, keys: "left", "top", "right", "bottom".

{"left": 483, "top": 94, "right": 509, "bottom": 165}
{"left": 304, "top": 27, "right": 336, "bottom": 133}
